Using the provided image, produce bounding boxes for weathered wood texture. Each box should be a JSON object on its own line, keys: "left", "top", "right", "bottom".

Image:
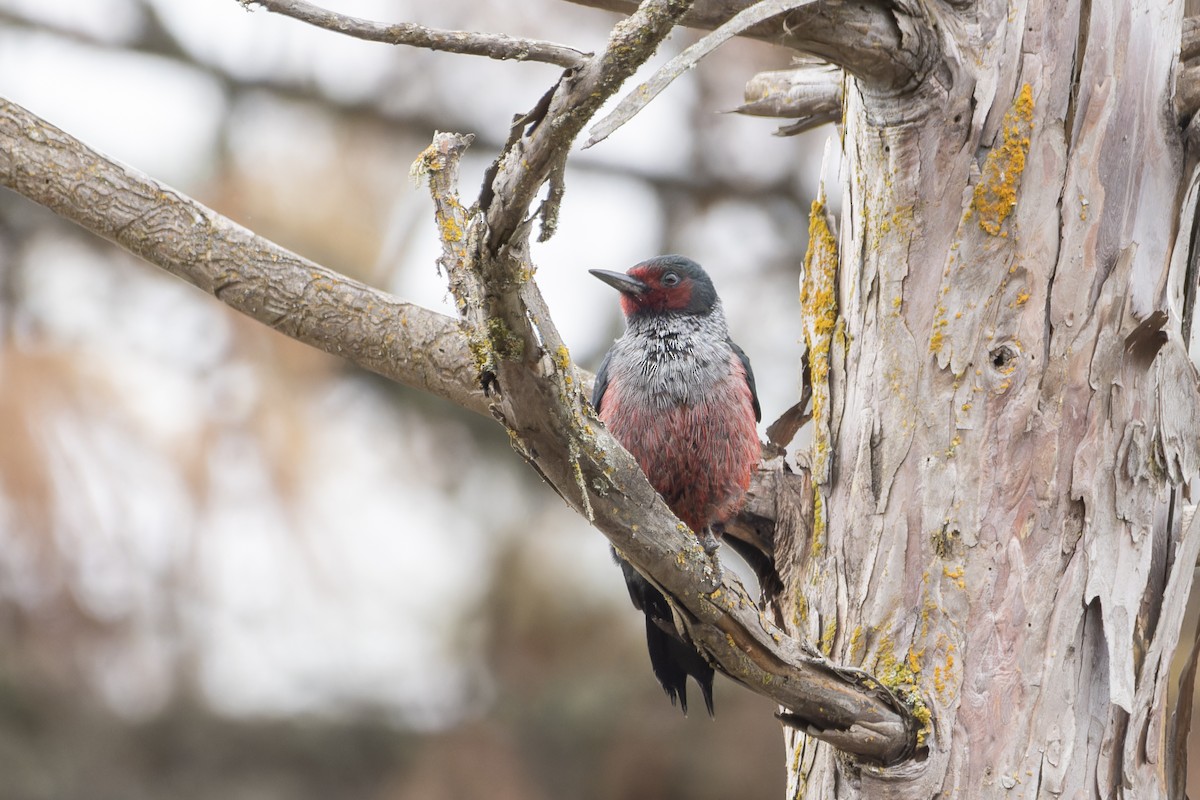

{"left": 778, "top": 0, "right": 1200, "bottom": 796}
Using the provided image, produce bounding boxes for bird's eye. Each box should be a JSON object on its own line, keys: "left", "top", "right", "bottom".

{"left": 661, "top": 272, "right": 680, "bottom": 287}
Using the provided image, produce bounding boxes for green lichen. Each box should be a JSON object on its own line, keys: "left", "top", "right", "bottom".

{"left": 486, "top": 317, "right": 524, "bottom": 360}
{"left": 931, "top": 525, "right": 960, "bottom": 558}
{"left": 467, "top": 317, "right": 525, "bottom": 383}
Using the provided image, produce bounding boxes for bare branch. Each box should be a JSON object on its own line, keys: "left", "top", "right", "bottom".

{"left": 586, "top": 0, "right": 818, "bottom": 147}
{"left": 568, "top": 0, "right": 785, "bottom": 41}
{"left": 566, "top": 0, "right": 936, "bottom": 93}
{"left": 482, "top": 0, "right": 703, "bottom": 250}
{"left": 736, "top": 62, "right": 842, "bottom": 136}
{"left": 0, "top": 97, "right": 490, "bottom": 417}
{"left": 239, "top": 0, "right": 590, "bottom": 69}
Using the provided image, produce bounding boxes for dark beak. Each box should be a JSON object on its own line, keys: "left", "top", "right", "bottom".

{"left": 589, "top": 269, "right": 649, "bottom": 296}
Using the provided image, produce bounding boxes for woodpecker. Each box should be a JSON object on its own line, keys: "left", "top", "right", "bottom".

{"left": 590, "top": 255, "right": 762, "bottom": 716}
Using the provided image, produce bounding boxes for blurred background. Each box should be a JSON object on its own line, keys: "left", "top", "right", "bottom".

{"left": 0, "top": 1, "right": 828, "bottom": 797}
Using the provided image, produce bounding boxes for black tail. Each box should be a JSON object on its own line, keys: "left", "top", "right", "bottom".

{"left": 615, "top": 552, "right": 715, "bottom": 717}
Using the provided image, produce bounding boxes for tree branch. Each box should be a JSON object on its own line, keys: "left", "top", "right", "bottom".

{"left": 564, "top": 0, "right": 936, "bottom": 93}
{"left": 736, "top": 62, "right": 842, "bottom": 136}
{"left": 0, "top": 97, "right": 489, "bottom": 417}
{"left": 239, "top": 0, "right": 591, "bottom": 69}
{"left": 586, "top": 0, "right": 819, "bottom": 147}
{"left": 481, "top": 0, "right": 704, "bottom": 250}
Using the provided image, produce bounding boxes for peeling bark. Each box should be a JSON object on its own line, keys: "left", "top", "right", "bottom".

{"left": 736, "top": 62, "right": 843, "bottom": 136}
{"left": 778, "top": 0, "right": 1200, "bottom": 796}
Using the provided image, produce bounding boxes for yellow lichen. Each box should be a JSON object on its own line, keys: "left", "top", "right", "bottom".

{"left": 849, "top": 625, "right": 865, "bottom": 661}
{"left": 970, "top": 84, "right": 1035, "bottom": 236}
{"left": 438, "top": 213, "right": 464, "bottom": 243}
{"left": 934, "top": 645, "right": 957, "bottom": 701}
{"left": 794, "top": 592, "right": 809, "bottom": 629}
{"left": 945, "top": 434, "right": 962, "bottom": 458}
{"left": 820, "top": 619, "right": 838, "bottom": 656}
{"left": 811, "top": 492, "right": 826, "bottom": 558}
{"left": 873, "top": 637, "right": 933, "bottom": 747}
{"left": 942, "top": 565, "right": 967, "bottom": 590}
{"left": 801, "top": 200, "right": 839, "bottom": 477}
{"left": 929, "top": 324, "right": 946, "bottom": 354}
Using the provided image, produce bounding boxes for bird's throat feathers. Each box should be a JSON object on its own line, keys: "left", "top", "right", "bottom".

{"left": 614, "top": 305, "right": 733, "bottom": 405}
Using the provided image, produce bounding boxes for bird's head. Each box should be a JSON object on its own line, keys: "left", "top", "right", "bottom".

{"left": 589, "top": 255, "right": 718, "bottom": 319}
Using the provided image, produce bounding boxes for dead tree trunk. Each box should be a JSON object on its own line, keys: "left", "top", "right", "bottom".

{"left": 776, "top": 1, "right": 1200, "bottom": 796}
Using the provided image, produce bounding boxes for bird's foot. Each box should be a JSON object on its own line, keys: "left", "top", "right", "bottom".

{"left": 700, "top": 527, "right": 720, "bottom": 556}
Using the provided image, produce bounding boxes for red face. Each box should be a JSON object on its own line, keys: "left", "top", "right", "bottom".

{"left": 619, "top": 264, "right": 695, "bottom": 317}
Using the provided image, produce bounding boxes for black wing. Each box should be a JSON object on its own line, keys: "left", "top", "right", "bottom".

{"left": 728, "top": 338, "right": 761, "bottom": 422}
{"left": 592, "top": 346, "right": 614, "bottom": 412}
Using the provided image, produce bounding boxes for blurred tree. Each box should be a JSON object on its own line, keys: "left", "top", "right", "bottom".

{"left": 3, "top": 1, "right": 1200, "bottom": 798}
